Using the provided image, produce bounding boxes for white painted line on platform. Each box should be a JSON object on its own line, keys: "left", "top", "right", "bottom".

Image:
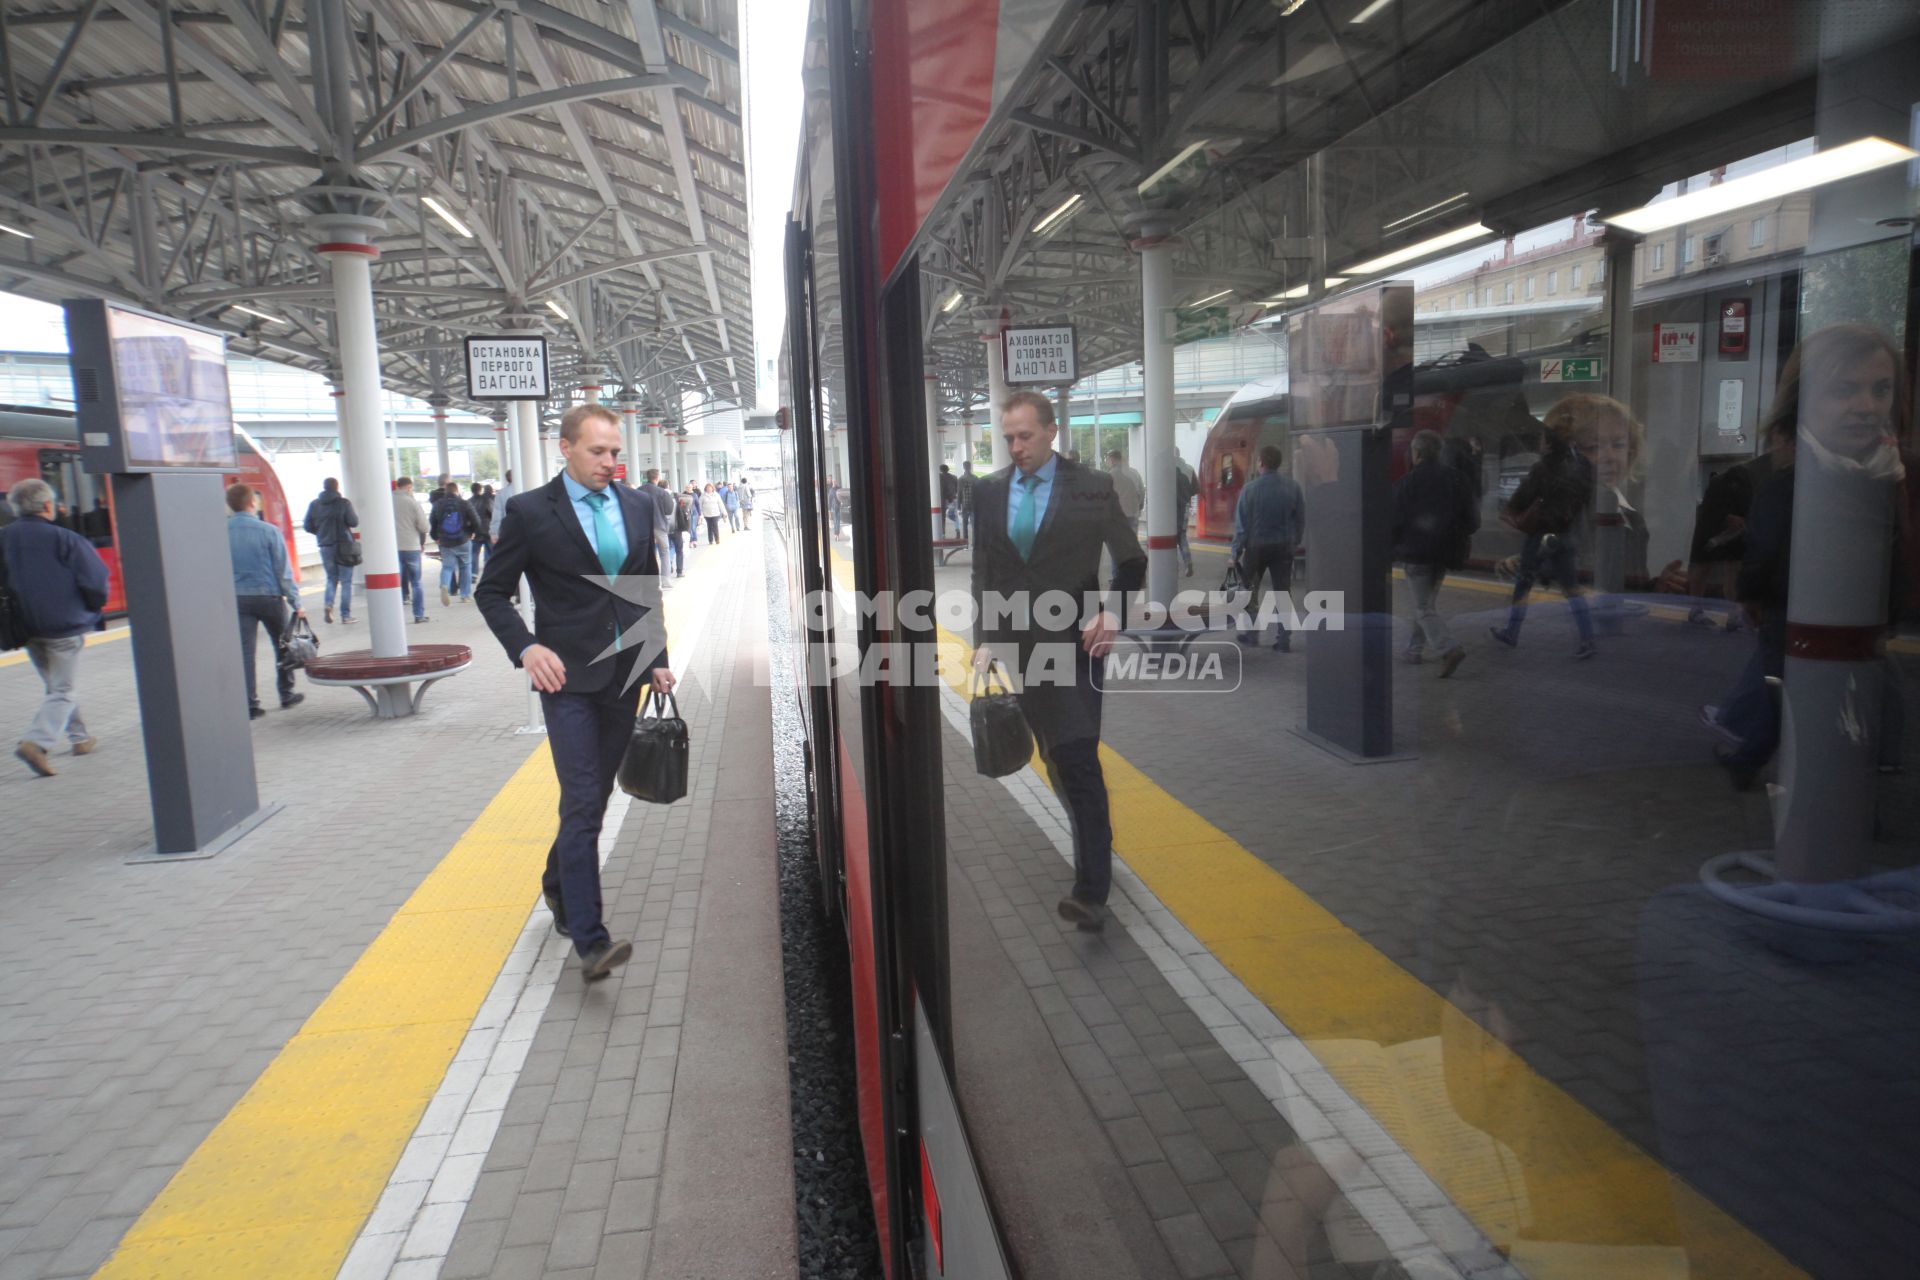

{"left": 934, "top": 681, "right": 1522, "bottom": 1280}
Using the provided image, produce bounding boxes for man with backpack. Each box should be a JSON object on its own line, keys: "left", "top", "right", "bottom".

{"left": 429, "top": 480, "right": 479, "bottom": 606}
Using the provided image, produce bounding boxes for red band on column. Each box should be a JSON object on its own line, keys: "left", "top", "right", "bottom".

{"left": 1592, "top": 513, "right": 1627, "bottom": 527}
{"left": 364, "top": 573, "right": 401, "bottom": 590}
{"left": 315, "top": 242, "right": 379, "bottom": 257}
{"left": 1147, "top": 535, "right": 1178, "bottom": 550}
{"left": 1786, "top": 623, "right": 1884, "bottom": 662}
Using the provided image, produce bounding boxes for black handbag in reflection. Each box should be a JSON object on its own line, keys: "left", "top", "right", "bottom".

{"left": 1219, "top": 561, "right": 1246, "bottom": 593}
{"left": 618, "top": 689, "right": 690, "bottom": 804}
{"left": 970, "top": 663, "right": 1032, "bottom": 779}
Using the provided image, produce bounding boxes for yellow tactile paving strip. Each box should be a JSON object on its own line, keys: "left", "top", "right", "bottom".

{"left": 93, "top": 742, "right": 560, "bottom": 1279}
{"left": 882, "top": 542, "right": 1806, "bottom": 1276}
{"left": 90, "top": 555, "right": 712, "bottom": 1278}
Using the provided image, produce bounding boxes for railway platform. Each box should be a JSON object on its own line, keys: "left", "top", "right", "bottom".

{"left": 0, "top": 529, "right": 796, "bottom": 1280}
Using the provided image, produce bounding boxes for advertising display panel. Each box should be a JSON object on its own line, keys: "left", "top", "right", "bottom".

{"left": 65, "top": 300, "right": 238, "bottom": 474}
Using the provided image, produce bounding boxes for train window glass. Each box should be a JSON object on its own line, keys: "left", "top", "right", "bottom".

{"left": 898, "top": 2, "right": 1918, "bottom": 1276}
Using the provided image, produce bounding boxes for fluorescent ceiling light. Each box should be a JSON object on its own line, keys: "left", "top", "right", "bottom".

{"left": 1278, "top": 0, "right": 1308, "bottom": 13}
{"left": 1262, "top": 277, "right": 1348, "bottom": 305}
{"left": 1604, "top": 137, "right": 1917, "bottom": 234}
{"left": 546, "top": 300, "right": 569, "bottom": 320}
{"left": 941, "top": 291, "right": 965, "bottom": 314}
{"left": 1340, "top": 223, "right": 1493, "bottom": 277}
{"left": 422, "top": 195, "right": 474, "bottom": 239}
{"left": 1033, "top": 194, "right": 1083, "bottom": 235}
{"left": 1383, "top": 191, "right": 1469, "bottom": 232}
{"left": 1350, "top": 0, "right": 1393, "bottom": 21}
{"left": 1139, "top": 140, "right": 1212, "bottom": 195}
{"left": 1189, "top": 288, "right": 1233, "bottom": 307}
{"left": 229, "top": 304, "right": 282, "bottom": 324}
{"left": 0, "top": 221, "right": 33, "bottom": 239}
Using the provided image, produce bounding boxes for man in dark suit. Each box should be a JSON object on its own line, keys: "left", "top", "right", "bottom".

{"left": 476, "top": 403, "right": 674, "bottom": 982}
{"left": 971, "top": 390, "right": 1145, "bottom": 931}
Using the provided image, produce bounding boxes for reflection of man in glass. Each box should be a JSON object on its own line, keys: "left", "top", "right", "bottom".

{"left": 971, "top": 391, "right": 1145, "bottom": 931}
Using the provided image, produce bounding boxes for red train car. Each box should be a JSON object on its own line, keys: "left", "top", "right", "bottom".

{"left": 0, "top": 404, "right": 297, "bottom": 615}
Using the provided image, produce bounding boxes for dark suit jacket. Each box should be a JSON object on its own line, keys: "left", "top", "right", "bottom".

{"left": 475, "top": 475, "right": 669, "bottom": 697}
{"left": 970, "top": 456, "right": 1145, "bottom": 741}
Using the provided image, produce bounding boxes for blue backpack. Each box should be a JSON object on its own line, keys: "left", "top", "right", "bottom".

{"left": 439, "top": 504, "right": 464, "bottom": 539}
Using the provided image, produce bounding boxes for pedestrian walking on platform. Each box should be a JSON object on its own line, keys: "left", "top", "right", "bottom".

{"left": 429, "top": 481, "right": 479, "bottom": 606}
{"left": 739, "top": 477, "right": 755, "bottom": 527}
{"left": 723, "top": 481, "right": 742, "bottom": 532}
{"left": 971, "top": 391, "right": 1145, "bottom": 933}
{"left": 1174, "top": 454, "right": 1198, "bottom": 576}
{"left": 2, "top": 478, "right": 108, "bottom": 776}
{"left": 639, "top": 470, "right": 676, "bottom": 590}
{"left": 939, "top": 465, "right": 960, "bottom": 536}
{"left": 959, "top": 461, "right": 976, "bottom": 540}
{"left": 1489, "top": 403, "right": 1597, "bottom": 659}
{"left": 302, "top": 478, "right": 358, "bottom": 624}
{"left": 671, "top": 487, "right": 691, "bottom": 575}
{"left": 701, "top": 483, "right": 724, "bottom": 544}
{"left": 391, "top": 477, "right": 430, "bottom": 623}
{"left": 470, "top": 482, "right": 495, "bottom": 576}
{"left": 1392, "top": 431, "right": 1478, "bottom": 678}
{"left": 226, "top": 483, "right": 306, "bottom": 718}
{"left": 1232, "top": 445, "right": 1305, "bottom": 651}
{"left": 476, "top": 403, "right": 674, "bottom": 983}
{"left": 683, "top": 484, "right": 701, "bottom": 547}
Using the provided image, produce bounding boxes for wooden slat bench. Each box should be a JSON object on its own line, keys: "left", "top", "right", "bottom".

{"left": 303, "top": 643, "right": 472, "bottom": 719}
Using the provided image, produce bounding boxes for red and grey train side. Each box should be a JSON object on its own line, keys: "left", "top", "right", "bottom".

{"left": 0, "top": 404, "right": 299, "bottom": 616}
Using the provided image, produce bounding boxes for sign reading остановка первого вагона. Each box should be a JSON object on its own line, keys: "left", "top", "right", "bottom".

{"left": 464, "top": 336, "right": 552, "bottom": 400}
{"left": 1002, "top": 325, "right": 1077, "bottom": 386}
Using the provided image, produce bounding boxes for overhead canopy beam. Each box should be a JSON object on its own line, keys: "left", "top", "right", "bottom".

{"left": 358, "top": 75, "right": 679, "bottom": 162}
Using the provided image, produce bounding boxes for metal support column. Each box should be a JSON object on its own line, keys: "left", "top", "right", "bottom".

{"left": 315, "top": 222, "right": 406, "bottom": 658}
{"left": 1137, "top": 232, "right": 1177, "bottom": 606}
{"left": 493, "top": 410, "right": 512, "bottom": 487}
{"left": 926, "top": 373, "right": 946, "bottom": 539}
{"left": 983, "top": 325, "right": 1010, "bottom": 470}
{"left": 430, "top": 395, "right": 451, "bottom": 481}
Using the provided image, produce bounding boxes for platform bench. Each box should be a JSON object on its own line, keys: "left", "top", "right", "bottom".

{"left": 303, "top": 643, "right": 472, "bottom": 719}
{"left": 932, "top": 538, "right": 970, "bottom": 566}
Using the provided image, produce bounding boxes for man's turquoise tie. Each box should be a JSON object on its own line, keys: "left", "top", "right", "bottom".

{"left": 1011, "top": 473, "right": 1040, "bottom": 561}
{"left": 584, "top": 491, "right": 625, "bottom": 578}
{"left": 585, "top": 490, "right": 625, "bottom": 653}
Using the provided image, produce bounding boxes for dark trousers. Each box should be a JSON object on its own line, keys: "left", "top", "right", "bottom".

{"left": 670, "top": 531, "right": 686, "bottom": 575}
{"left": 1505, "top": 533, "right": 1593, "bottom": 646}
{"left": 1243, "top": 540, "right": 1295, "bottom": 649}
{"left": 1022, "top": 677, "right": 1112, "bottom": 907}
{"left": 237, "top": 595, "right": 295, "bottom": 708}
{"left": 705, "top": 514, "right": 722, "bottom": 543}
{"left": 541, "top": 685, "right": 644, "bottom": 956}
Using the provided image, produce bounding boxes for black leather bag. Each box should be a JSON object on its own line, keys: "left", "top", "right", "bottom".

{"left": 277, "top": 614, "right": 320, "bottom": 670}
{"left": 970, "top": 664, "right": 1032, "bottom": 778}
{"left": 1219, "top": 561, "right": 1246, "bottom": 593}
{"left": 333, "top": 534, "right": 364, "bottom": 567}
{"left": 619, "top": 689, "right": 690, "bottom": 804}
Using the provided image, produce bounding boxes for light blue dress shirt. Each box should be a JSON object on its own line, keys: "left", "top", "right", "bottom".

{"left": 561, "top": 472, "right": 628, "bottom": 566}
{"left": 1005, "top": 452, "right": 1059, "bottom": 541}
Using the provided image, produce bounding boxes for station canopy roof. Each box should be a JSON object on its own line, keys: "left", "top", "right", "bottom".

{"left": 0, "top": 0, "right": 752, "bottom": 415}
{"left": 904, "top": 0, "right": 1916, "bottom": 414}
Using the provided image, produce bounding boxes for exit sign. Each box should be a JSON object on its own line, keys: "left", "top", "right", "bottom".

{"left": 1540, "top": 357, "right": 1602, "bottom": 383}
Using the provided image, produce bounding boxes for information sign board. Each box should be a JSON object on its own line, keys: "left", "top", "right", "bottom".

{"left": 465, "top": 336, "right": 551, "bottom": 400}
{"left": 1002, "top": 326, "right": 1077, "bottom": 385}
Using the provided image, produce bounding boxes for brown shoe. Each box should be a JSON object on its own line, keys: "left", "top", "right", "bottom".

{"left": 1439, "top": 649, "right": 1466, "bottom": 679}
{"left": 70, "top": 737, "right": 98, "bottom": 755}
{"left": 1056, "top": 896, "right": 1106, "bottom": 932}
{"left": 15, "top": 742, "right": 55, "bottom": 777}
{"left": 324, "top": 604, "right": 334, "bottom": 624}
